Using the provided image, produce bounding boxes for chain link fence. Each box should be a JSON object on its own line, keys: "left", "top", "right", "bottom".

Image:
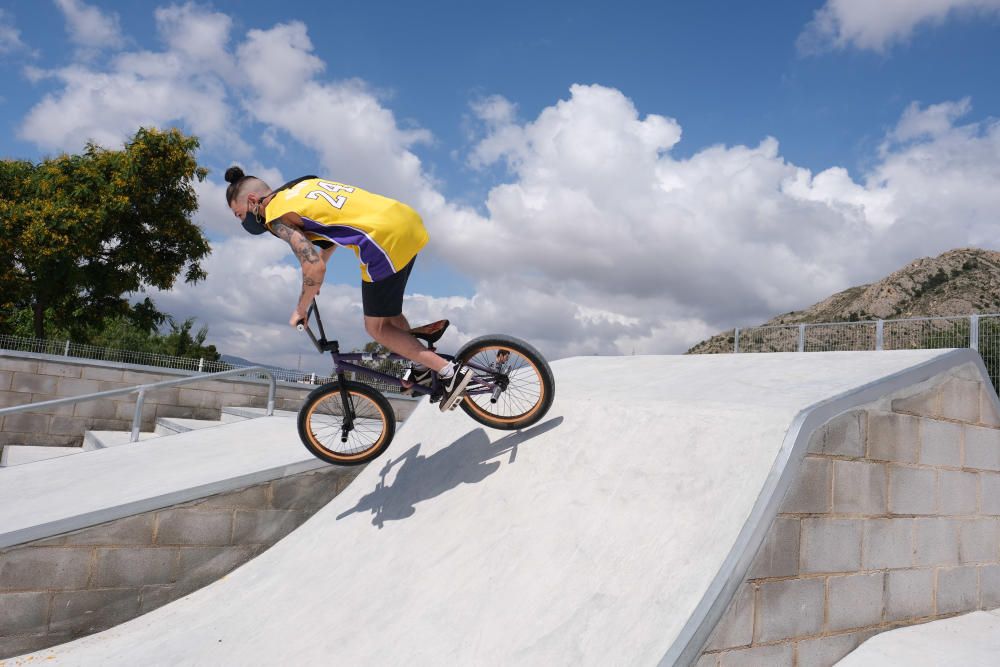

{"left": 0, "top": 333, "right": 407, "bottom": 395}
{"left": 731, "top": 314, "right": 1000, "bottom": 392}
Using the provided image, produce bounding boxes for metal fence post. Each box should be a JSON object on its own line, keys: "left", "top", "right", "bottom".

{"left": 131, "top": 388, "right": 146, "bottom": 442}
{"left": 266, "top": 374, "right": 276, "bottom": 416}
{"left": 734, "top": 328, "right": 740, "bottom": 353}
{"left": 64, "top": 340, "right": 70, "bottom": 356}
{"left": 198, "top": 357, "right": 205, "bottom": 372}
{"left": 876, "top": 320, "right": 884, "bottom": 351}
{"left": 798, "top": 324, "right": 806, "bottom": 353}
{"left": 971, "top": 315, "right": 980, "bottom": 351}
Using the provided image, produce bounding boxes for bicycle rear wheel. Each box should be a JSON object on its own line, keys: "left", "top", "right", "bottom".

{"left": 456, "top": 335, "right": 555, "bottom": 431}
{"left": 297, "top": 380, "right": 395, "bottom": 465}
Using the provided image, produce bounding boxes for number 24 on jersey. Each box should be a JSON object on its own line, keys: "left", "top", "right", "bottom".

{"left": 305, "top": 181, "right": 355, "bottom": 209}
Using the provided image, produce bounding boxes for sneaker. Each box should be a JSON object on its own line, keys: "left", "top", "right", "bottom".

{"left": 400, "top": 367, "right": 433, "bottom": 396}
{"left": 439, "top": 365, "right": 474, "bottom": 412}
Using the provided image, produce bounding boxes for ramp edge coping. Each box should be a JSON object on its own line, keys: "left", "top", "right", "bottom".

{"left": 0, "top": 459, "right": 329, "bottom": 550}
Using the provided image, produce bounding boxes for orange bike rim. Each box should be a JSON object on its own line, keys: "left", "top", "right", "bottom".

{"left": 304, "top": 390, "right": 387, "bottom": 461}
{"left": 463, "top": 346, "right": 545, "bottom": 424}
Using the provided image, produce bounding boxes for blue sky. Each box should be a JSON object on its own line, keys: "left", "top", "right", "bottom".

{"left": 3, "top": 1, "right": 1000, "bottom": 367}
{"left": 5, "top": 2, "right": 999, "bottom": 177}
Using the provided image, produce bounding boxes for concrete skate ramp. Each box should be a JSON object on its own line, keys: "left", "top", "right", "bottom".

{"left": 837, "top": 610, "right": 1000, "bottom": 665}
{"left": 13, "top": 350, "right": 974, "bottom": 666}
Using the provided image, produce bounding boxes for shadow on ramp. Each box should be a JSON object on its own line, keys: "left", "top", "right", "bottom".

{"left": 337, "top": 417, "right": 563, "bottom": 528}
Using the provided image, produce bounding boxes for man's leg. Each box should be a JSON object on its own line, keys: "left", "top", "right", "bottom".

{"left": 364, "top": 315, "right": 448, "bottom": 372}
{"left": 362, "top": 256, "right": 474, "bottom": 409}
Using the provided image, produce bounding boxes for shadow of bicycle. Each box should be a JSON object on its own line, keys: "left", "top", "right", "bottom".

{"left": 336, "top": 416, "right": 563, "bottom": 529}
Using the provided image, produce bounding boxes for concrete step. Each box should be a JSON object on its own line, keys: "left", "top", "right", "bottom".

{"left": 83, "top": 408, "right": 287, "bottom": 451}
{"left": 83, "top": 431, "right": 160, "bottom": 450}
{"left": 0, "top": 445, "right": 81, "bottom": 467}
{"left": 154, "top": 417, "right": 225, "bottom": 436}
{"left": 221, "top": 407, "right": 299, "bottom": 421}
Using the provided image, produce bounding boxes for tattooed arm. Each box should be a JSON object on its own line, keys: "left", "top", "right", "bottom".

{"left": 271, "top": 218, "right": 327, "bottom": 326}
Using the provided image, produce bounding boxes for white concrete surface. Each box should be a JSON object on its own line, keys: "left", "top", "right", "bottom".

{"left": 0, "top": 445, "right": 79, "bottom": 467}
{"left": 154, "top": 416, "right": 227, "bottom": 435}
{"left": 0, "top": 414, "right": 327, "bottom": 549}
{"left": 82, "top": 430, "right": 160, "bottom": 449}
{"left": 220, "top": 406, "right": 299, "bottom": 421}
{"left": 9, "top": 349, "right": 977, "bottom": 666}
{"left": 837, "top": 609, "right": 1000, "bottom": 665}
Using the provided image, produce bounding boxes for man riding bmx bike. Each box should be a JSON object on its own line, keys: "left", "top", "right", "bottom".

{"left": 224, "top": 166, "right": 473, "bottom": 411}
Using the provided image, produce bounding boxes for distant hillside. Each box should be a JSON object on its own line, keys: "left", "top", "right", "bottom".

{"left": 688, "top": 248, "right": 1000, "bottom": 354}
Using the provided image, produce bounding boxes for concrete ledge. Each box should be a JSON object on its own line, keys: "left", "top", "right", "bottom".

{"left": 0, "top": 445, "right": 78, "bottom": 467}
{"left": 837, "top": 609, "right": 1000, "bottom": 665}
{"left": 0, "top": 415, "right": 329, "bottom": 549}
{"left": 0, "top": 465, "right": 361, "bottom": 658}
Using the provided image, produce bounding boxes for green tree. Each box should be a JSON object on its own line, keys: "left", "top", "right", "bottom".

{"left": 0, "top": 128, "right": 210, "bottom": 339}
{"left": 155, "top": 316, "right": 220, "bottom": 361}
{"left": 2, "top": 305, "right": 74, "bottom": 340}
{"left": 87, "top": 315, "right": 159, "bottom": 355}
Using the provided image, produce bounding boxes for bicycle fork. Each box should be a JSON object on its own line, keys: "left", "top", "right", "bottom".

{"left": 489, "top": 352, "right": 512, "bottom": 404}
{"left": 337, "top": 373, "right": 356, "bottom": 443}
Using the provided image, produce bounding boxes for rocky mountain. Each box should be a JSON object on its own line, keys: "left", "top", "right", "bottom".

{"left": 688, "top": 248, "right": 1000, "bottom": 354}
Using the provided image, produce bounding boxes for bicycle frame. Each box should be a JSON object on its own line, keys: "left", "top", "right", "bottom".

{"left": 297, "top": 301, "right": 500, "bottom": 399}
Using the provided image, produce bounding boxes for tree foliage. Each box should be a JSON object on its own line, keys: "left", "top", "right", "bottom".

{"left": 4, "top": 297, "right": 219, "bottom": 362}
{"left": 85, "top": 313, "right": 220, "bottom": 362}
{"left": 0, "top": 128, "right": 211, "bottom": 339}
{"left": 156, "top": 316, "right": 220, "bottom": 361}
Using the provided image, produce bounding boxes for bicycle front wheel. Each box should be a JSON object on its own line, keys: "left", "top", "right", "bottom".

{"left": 297, "top": 380, "right": 396, "bottom": 465}
{"left": 456, "top": 335, "right": 555, "bottom": 431}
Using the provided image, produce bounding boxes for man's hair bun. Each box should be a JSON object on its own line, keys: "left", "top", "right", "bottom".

{"left": 224, "top": 166, "right": 246, "bottom": 184}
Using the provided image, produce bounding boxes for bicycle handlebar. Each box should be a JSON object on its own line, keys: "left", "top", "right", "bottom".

{"left": 297, "top": 300, "right": 335, "bottom": 353}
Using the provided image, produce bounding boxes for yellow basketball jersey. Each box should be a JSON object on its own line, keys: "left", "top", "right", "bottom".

{"left": 263, "top": 178, "right": 429, "bottom": 282}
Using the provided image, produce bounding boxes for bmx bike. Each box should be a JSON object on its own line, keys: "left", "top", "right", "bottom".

{"left": 295, "top": 301, "right": 555, "bottom": 465}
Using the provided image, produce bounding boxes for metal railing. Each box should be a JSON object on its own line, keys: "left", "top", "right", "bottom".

{"left": 0, "top": 333, "right": 407, "bottom": 396}
{"left": 0, "top": 333, "right": 333, "bottom": 385}
{"left": 730, "top": 313, "right": 1000, "bottom": 389}
{"left": 0, "top": 367, "right": 277, "bottom": 442}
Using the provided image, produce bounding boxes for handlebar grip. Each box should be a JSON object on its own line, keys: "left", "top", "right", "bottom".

{"left": 296, "top": 320, "right": 306, "bottom": 332}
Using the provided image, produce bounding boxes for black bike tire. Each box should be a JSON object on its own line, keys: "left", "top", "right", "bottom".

{"left": 455, "top": 334, "right": 555, "bottom": 431}
{"left": 297, "top": 380, "right": 396, "bottom": 465}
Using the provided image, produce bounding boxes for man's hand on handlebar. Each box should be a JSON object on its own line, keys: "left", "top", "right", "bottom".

{"left": 290, "top": 308, "right": 308, "bottom": 329}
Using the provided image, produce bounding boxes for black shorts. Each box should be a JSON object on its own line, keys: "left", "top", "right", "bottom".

{"left": 361, "top": 256, "right": 415, "bottom": 317}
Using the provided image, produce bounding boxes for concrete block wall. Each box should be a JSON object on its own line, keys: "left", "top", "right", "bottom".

{"left": 0, "top": 351, "right": 416, "bottom": 451}
{"left": 698, "top": 366, "right": 1000, "bottom": 666}
{"left": 0, "top": 464, "right": 362, "bottom": 659}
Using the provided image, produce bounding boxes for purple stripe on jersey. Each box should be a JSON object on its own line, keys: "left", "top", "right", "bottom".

{"left": 299, "top": 217, "right": 396, "bottom": 281}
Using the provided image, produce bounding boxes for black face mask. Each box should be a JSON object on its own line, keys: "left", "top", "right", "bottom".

{"left": 240, "top": 175, "right": 319, "bottom": 236}
{"left": 241, "top": 201, "right": 269, "bottom": 235}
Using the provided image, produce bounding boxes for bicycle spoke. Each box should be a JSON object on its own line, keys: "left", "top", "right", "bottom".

{"left": 462, "top": 346, "right": 544, "bottom": 420}
{"left": 307, "top": 390, "right": 388, "bottom": 456}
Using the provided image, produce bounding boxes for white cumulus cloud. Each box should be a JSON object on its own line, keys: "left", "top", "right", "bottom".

{"left": 799, "top": 0, "right": 1000, "bottom": 53}
{"left": 16, "top": 7, "right": 1000, "bottom": 365}
{"left": 432, "top": 85, "right": 1000, "bottom": 357}
{"left": 0, "top": 9, "right": 28, "bottom": 55}
{"left": 54, "top": 0, "right": 124, "bottom": 50}
{"left": 20, "top": 4, "right": 243, "bottom": 152}
{"left": 236, "top": 21, "right": 434, "bottom": 206}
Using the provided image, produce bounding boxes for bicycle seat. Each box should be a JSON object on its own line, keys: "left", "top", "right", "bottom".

{"left": 409, "top": 319, "right": 449, "bottom": 345}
